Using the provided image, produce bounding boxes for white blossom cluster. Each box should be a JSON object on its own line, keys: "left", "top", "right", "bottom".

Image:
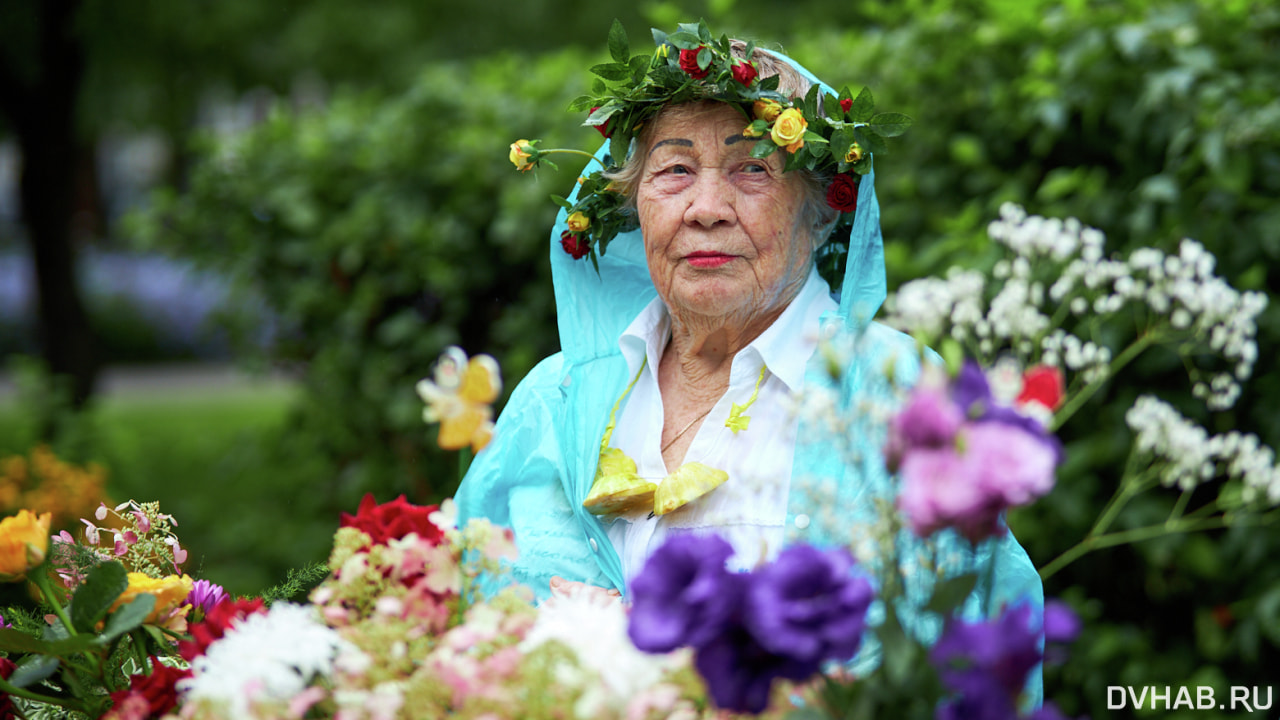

{"left": 181, "top": 602, "right": 361, "bottom": 717}
{"left": 885, "top": 204, "right": 1266, "bottom": 410}
{"left": 1126, "top": 395, "right": 1280, "bottom": 504}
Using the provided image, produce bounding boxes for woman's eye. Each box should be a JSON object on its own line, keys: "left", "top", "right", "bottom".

{"left": 742, "top": 162, "right": 768, "bottom": 174}
{"left": 666, "top": 164, "right": 690, "bottom": 175}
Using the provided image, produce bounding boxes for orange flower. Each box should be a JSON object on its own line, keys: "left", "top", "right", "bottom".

{"left": 0, "top": 510, "right": 51, "bottom": 582}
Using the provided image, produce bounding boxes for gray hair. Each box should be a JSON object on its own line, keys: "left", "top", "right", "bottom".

{"left": 604, "top": 40, "right": 838, "bottom": 250}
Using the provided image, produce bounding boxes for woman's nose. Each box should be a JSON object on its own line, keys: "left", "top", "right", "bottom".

{"left": 682, "top": 172, "right": 736, "bottom": 228}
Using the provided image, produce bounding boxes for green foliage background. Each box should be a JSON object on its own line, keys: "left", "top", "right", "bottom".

{"left": 5, "top": 0, "right": 1277, "bottom": 717}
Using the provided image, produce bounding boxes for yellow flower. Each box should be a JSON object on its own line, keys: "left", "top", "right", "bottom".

{"left": 742, "top": 124, "right": 764, "bottom": 139}
{"left": 770, "top": 108, "right": 807, "bottom": 153}
{"left": 0, "top": 510, "right": 50, "bottom": 582}
{"left": 566, "top": 211, "right": 590, "bottom": 233}
{"left": 752, "top": 99, "right": 783, "bottom": 123}
{"left": 509, "top": 139, "right": 536, "bottom": 172}
{"left": 110, "top": 572, "right": 194, "bottom": 626}
{"left": 845, "top": 141, "right": 864, "bottom": 163}
{"left": 417, "top": 347, "right": 503, "bottom": 452}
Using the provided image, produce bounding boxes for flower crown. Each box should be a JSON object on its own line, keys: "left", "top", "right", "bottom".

{"left": 509, "top": 19, "right": 913, "bottom": 268}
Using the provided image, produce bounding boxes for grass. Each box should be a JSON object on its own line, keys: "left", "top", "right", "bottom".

{"left": 0, "top": 375, "right": 340, "bottom": 597}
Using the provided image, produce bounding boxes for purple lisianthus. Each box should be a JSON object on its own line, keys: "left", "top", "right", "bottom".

{"left": 931, "top": 602, "right": 1043, "bottom": 702}
{"left": 628, "top": 533, "right": 739, "bottom": 652}
{"left": 695, "top": 620, "right": 818, "bottom": 714}
{"left": 187, "top": 579, "right": 228, "bottom": 617}
{"left": 952, "top": 360, "right": 994, "bottom": 418}
{"left": 885, "top": 386, "right": 964, "bottom": 470}
{"left": 743, "top": 545, "right": 873, "bottom": 664}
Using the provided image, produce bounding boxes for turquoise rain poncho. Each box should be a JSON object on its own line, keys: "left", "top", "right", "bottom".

{"left": 455, "top": 51, "right": 1042, "bottom": 699}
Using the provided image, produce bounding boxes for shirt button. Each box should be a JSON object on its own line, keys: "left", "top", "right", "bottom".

{"left": 562, "top": 374, "right": 572, "bottom": 387}
{"left": 589, "top": 537, "right": 599, "bottom": 552}
{"left": 795, "top": 514, "right": 811, "bottom": 530}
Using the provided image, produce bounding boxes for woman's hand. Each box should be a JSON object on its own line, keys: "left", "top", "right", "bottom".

{"left": 548, "top": 575, "right": 622, "bottom": 604}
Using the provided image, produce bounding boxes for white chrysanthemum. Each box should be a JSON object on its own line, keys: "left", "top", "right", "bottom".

{"left": 520, "top": 593, "right": 684, "bottom": 719}
{"left": 180, "top": 603, "right": 359, "bottom": 717}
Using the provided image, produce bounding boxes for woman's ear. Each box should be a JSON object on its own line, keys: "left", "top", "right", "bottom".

{"left": 812, "top": 207, "right": 840, "bottom": 250}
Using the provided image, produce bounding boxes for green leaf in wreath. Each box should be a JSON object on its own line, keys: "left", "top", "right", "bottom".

{"left": 850, "top": 86, "right": 875, "bottom": 122}
{"left": 749, "top": 139, "right": 778, "bottom": 159}
{"left": 589, "top": 63, "right": 632, "bottom": 82}
{"left": 70, "top": 560, "right": 128, "bottom": 633}
{"left": 100, "top": 594, "right": 157, "bottom": 643}
{"left": 608, "top": 19, "right": 629, "bottom": 63}
{"left": 0, "top": 627, "right": 98, "bottom": 656}
{"left": 869, "top": 111, "right": 914, "bottom": 137}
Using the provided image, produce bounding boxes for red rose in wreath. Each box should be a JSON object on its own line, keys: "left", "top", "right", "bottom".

{"left": 678, "top": 47, "right": 710, "bottom": 79}
{"left": 560, "top": 230, "right": 590, "bottom": 259}
{"left": 825, "top": 173, "right": 859, "bottom": 213}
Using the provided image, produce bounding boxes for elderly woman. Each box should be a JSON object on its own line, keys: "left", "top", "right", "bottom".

{"left": 457, "top": 25, "right": 1040, "bottom": 636}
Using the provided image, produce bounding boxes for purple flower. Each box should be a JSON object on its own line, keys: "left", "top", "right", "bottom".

{"left": 744, "top": 545, "right": 873, "bottom": 664}
{"left": 931, "top": 602, "right": 1043, "bottom": 701}
{"left": 952, "top": 360, "right": 993, "bottom": 418}
{"left": 187, "top": 579, "right": 228, "bottom": 616}
{"left": 628, "top": 533, "right": 739, "bottom": 652}
{"left": 885, "top": 386, "right": 964, "bottom": 470}
{"left": 1042, "top": 600, "right": 1081, "bottom": 645}
{"left": 695, "top": 619, "right": 818, "bottom": 714}
{"left": 936, "top": 673, "right": 1021, "bottom": 720}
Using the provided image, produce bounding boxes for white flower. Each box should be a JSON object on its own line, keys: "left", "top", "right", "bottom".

{"left": 520, "top": 593, "right": 685, "bottom": 719}
{"left": 181, "top": 603, "right": 359, "bottom": 717}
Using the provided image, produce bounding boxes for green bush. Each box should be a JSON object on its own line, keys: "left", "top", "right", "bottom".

{"left": 129, "top": 49, "right": 603, "bottom": 505}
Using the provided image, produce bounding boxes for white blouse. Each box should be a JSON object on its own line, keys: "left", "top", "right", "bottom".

{"left": 604, "top": 268, "right": 838, "bottom": 586}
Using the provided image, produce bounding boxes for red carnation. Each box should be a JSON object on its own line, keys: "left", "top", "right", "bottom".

{"left": 179, "top": 596, "right": 266, "bottom": 661}
{"left": 731, "top": 60, "right": 758, "bottom": 86}
{"left": 0, "top": 657, "right": 15, "bottom": 719}
{"left": 678, "top": 47, "right": 710, "bottom": 79}
{"left": 560, "top": 230, "right": 590, "bottom": 260}
{"left": 106, "top": 658, "right": 191, "bottom": 719}
{"left": 339, "top": 493, "right": 444, "bottom": 548}
{"left": 588, "top": 106, "right": 612, "bottom": 138}
{"left": 1017, "top": 365, "right": 1065, "bottom": 411}
{"left": 839, "top": 97, "right": 853, "bottom": 115}
{"left": 825, "top": 173, "right": 859, "bottom": 213}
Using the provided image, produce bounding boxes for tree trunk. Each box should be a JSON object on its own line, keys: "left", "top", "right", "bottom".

{"left": 2, "top": 0, "right": 99, "bottom": 407}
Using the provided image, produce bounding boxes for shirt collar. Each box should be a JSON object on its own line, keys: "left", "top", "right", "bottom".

{"left": 619, "top": 268, "right": 836, "bottom": 392}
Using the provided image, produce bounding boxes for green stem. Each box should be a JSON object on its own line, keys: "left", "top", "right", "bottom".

{"left": 1051, "top": 331, "right": 1157, "bottom": 431}
{"left": 541, "top": 148, "right": 606, "bottom": 168}
{"left": 458, "top": 446, "right": 473, "bottom": 487}
{"left": 30, "top": 571, "right": 75, "bottom": 638}
{"left": 0, "top": 676, "right": 89, "bottom": 714}
{"left": 1089, "top": 466, "right": 1158, "bottom": 538}
{"left": 1040, "top": 512, "right": 1277, "bottom": 581}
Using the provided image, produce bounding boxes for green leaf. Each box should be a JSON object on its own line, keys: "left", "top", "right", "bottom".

{"left": 8, "top": 654, "right": 59, "bottom": 689}
{"left": 549, "top": 195, "right": 573, "bottom": 210}
{"left": 650, "top": 28, "right": 668, "bottom": 48}
{"left": 925, "top": 572, "right": 979, "bottom": 614}
{"left": 609, "top": 134, "right": 628, "bottom": 170}
{"left": 869, "top": 112, "right": 914, "bottom": 137}
{"left": 696, "top": 46, "right": 712, "bottom": 71}
{"left": 851, "top": 86, "right": 875, "bottom": 122}
{"left": 589, "top": 63, "right": 631, "bottom": 82}
{"left": 0, "top": 628, "right": 98, "bottom": 656}
{"left": 802, "top": 130, "right": 828, "bottom": 145}
{"left": 607, "top": 19, "right": 629, "bottom": 63}
{"left": 101, "top": 594, "right": 157, "bottom": 642}
{"left": 667, "top": 30, "right": 701, "bottom": 49}
{"left": 853, "top": 126, "right": 889, "bottom": 156}
{"left": 70, "top": 560, "right": 128, "bottom": 633}
{"left": 750, "top": 139, "right": 778, "bottom": 159}
{"left": 629, "top": 54, "right": 650, "bottom": 81}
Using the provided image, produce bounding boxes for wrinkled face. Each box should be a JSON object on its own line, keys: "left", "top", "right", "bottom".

{"left": 637, "top": 103, "right": 814, "bottom": 323}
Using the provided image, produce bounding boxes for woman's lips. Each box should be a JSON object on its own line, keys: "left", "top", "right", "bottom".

{"left": 684, "top": 251, "right": 735, "bottom": 269}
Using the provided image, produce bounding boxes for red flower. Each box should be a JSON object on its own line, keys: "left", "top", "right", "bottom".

{"left": 839, "top": 98, "right": 853, "bottom": 115}
{"left": 825, "top": 174, "right": 859, "bottom": 213}
{"left": 731, "top": 60, "right": 758, "bottom": 86}
{"left": 106, "top": 658, "right": 191, "bottom": 719}
{"left": 1017, "top": 365, "right": 1064, "bottom": 411}
{"left": 339, "top": 493, "right": 443, "bottom": 548}
{"left": 588, "top": 106, "right": 612, "bottom": 138}
{"left": 560, "top": 230, "right": 590, "bottom": 260}
{"left": 0, "top": 657, "right": 15, "bottom": 719}
{"left": 179, "top": 597, "right": 266, "bottom": 661}
{"left": 678, "top": 47, "right": 710, "bottom": 79}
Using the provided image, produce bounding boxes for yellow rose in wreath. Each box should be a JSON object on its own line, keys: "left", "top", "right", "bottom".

{"left": 770, "top": 108, "right": 807, "bottom": 154}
